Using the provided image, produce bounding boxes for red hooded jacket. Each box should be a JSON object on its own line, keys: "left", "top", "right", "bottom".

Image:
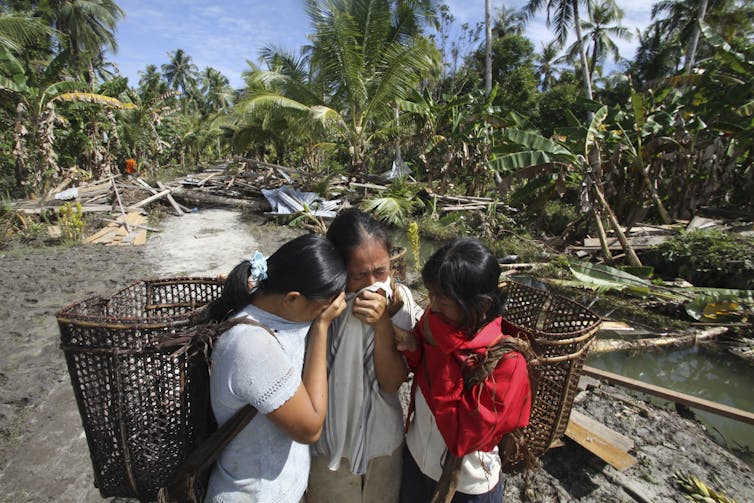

{"left": 403, "top": 311, "right": 531, "bottom": 457}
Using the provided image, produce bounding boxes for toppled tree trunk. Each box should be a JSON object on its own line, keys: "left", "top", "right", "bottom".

{"left": 590, "top": 327, "right": 728, "bottom": 354}
{"left": 170, "top": 187, "right": 268, "bottom": 211}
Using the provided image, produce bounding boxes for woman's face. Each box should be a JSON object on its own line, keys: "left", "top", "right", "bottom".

{"left": 346, "top": 238, "right": 391, "bottom": 292}
{"left": 427, "top": 288, "right": 464, "bottom": 326}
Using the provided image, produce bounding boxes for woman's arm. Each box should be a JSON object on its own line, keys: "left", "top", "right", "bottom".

{"left": 353, "top": 290, "right": 409, "bottom": 393}
{"left": 267, "top": 292, "right": 346, "bottom": 443}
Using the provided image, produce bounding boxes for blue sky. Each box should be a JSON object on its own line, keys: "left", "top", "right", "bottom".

{"left": 108, "top": 0, "right": 656, "bottom": 90}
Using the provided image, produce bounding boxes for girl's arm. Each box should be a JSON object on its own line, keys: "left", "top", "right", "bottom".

{"left": 353, "top": 289, "right": 409, "bottom": 393}
{"left": 266, "top": 292, "right": 346, "bottom": 444}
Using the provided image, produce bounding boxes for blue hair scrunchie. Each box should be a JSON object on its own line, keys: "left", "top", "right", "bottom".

{"left": 249, "top": 251, "right": 268, "bottom": 282}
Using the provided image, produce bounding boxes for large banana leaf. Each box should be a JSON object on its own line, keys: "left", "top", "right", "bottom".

{"left": 503, "top": 129, "right": 572, "bottom": 156}
{"left": 569, "top": 261, "right": 653, "bottom": 297}
{"left": 585, "top": 106, "right": 608, "bottom": 157}
{"left": 489, "top": 151, "right": 553, "bottom": 172}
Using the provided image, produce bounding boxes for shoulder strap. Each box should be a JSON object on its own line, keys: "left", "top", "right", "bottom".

{"left": 158, "top": 404, "right": 257, "bottom": 503}
{"left": 158, "top": 317, "right": 275, "bottom": 502}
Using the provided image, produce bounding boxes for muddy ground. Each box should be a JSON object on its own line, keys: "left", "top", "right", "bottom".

{"left": 0, "top": 209, "right": 752, "bottom": 502}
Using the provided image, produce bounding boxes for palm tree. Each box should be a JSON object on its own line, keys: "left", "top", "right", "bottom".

{"left": 161, "top": 48, "right": 198, "bottom": 95}
{"left": 493, "top": 5, "right": 526, "bottom": 37}
{"left": 523, "top": 0, "right": 593, "bottom": 100}
{"left": 485, "top": 0, "right": 492, "bottom": 95}
{"left": 650, "top": 0, "right": 740, "bottom": 72}
{"left": 565, "top": 0, "right": 631, "bottom": 83}
{"left": 137, "top": 64, "right": 167, "bottom": 101}
{"left": 0, "top": 13, "right": 52, "bottom": 54}
{"left": 632, "top": 23, "right": 683, "bottom": 84}
{"left": 242, "top": 0, "right": 437, "bottom": 173}
{"left": 47, "top": 0, "right": 124, "bottom": 74}
{"left": 198, "top": 66, "right": 232, "bottom": 114}
{"left": 536, "top": 40, "right": 562, "bottom": 91}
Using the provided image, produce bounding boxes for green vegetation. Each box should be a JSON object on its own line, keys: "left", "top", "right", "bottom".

{"left": 648, "top": 230, "right": 754, "bottom": 289}
{"left": 0, "top": 0, "right": 751, "bottom": 276}
{"left": 58, "top": 201, "right": 85, "bottom": 243}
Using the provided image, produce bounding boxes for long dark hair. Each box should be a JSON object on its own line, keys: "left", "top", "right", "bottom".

{"left": 208, "top": 233, "right": 347, "bottom": 321}
{"left": 421, "top": 238, "right": 503, "bottom": 335}
{"left": 326, "top": 208, "right": 391, "bottom": 266}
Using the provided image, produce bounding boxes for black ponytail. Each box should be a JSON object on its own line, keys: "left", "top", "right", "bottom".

{"left": 208, "top": 233, "right": 347, "bottom": 321}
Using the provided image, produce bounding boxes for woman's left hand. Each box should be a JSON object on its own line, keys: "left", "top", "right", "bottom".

{"left": 352, "top": 289, "right": 388, "bottom": 326}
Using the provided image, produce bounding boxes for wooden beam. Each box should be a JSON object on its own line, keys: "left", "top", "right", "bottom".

{"left": 570, "top": 410, "right": 634, "bottom": 452}
{"left": 131, "top": 189, "right": 171, "bottom": 208}
{"left": 156, "top": 181, "right": 186, "bottom": 215}
{"left": 565, "top": 413, "right": 638, "bottom": 470}
{"left": 583, "top": 366, "right": 754, "bottom": 425}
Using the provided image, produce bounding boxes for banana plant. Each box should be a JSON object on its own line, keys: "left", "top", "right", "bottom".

{"left": 491, "top": 103, "right": 642, "bottom": 265}
{"left": 0, "top": 49, "right": 133, "bottom": 195}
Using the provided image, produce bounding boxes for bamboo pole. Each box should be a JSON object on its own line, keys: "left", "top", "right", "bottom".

{"left": 110, "top": 176, "right": 131, "bottom": 234}
{"left": 591, "top": 182, "right": 642, "bottom": 267}
{"left": 583, "top": 365, "right": 754, "bottom": 425}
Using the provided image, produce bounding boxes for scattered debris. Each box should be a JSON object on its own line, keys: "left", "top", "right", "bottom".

{"left": 83, "top": 212, "right": 149, "bottom": 246}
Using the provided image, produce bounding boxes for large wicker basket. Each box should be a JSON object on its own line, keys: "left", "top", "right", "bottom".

{"left": 56, "top": 277, "right": 223, "bottom": 501}
{"left": 500, "top": 280, "right": 602, "bottom": 463}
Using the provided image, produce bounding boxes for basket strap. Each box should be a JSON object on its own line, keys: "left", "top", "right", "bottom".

{"left": 159, "top": 316, "right": 276, "bottom": 502}
{"left": 159, "top": 404, "right": 257, "bottom": 502}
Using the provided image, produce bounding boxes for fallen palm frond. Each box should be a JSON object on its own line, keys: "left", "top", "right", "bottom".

{"left": 673, "top": 471, "right": 738, "bottom": 503}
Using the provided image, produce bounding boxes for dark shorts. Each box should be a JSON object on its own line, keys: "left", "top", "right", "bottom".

{"left": 399, "top": 446, "right": 504, "bottom": 503}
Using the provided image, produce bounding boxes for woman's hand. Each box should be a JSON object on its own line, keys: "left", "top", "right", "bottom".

{"left": 352, "top": 289, "right": 388, "bottom": 326}
{"left": 316, "top": 291, "right": 347, "bottom": 325}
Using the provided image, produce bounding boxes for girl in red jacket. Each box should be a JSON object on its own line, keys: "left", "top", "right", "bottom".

{"left": 398, "top": 238, "right": 532, "bottom": 502}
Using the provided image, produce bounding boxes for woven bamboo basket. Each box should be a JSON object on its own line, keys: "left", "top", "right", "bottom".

{"left": 56, "top": 277, "right": 223, "bottom": 501}
{"left": 500, "top": 280, "right": 602, "bottom": 465}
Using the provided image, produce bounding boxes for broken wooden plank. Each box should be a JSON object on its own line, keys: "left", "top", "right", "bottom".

{"left": 16, "top": 204, "right": 115, "bottom": 215}
{"left": 582, "top": 366, "right": 754, "bottom": 425}
{"left": 570, "top": 410, "right": 634, "bottom": 452}
{"left": 131, "top": 189, "right": 171, "bottom": 208}
{"left": 132, "top": 228, "right": 147, "bottom": 246}
{"left": 599, "top": 320, "right": 635, "bottom": 332}
{"left": 89, "top": 228, "right": 120, "bottom": 244}
{"left": 111, "top": 176, "right": 131, "bottom": 233}
{"left": 441, "top": 204, "right": 490, "bottom": 212}
{"left": 349, "top": 181, "right": 388, "bottom": 191}
{"left": 102, "top": 218, "right": 159, "bottom": 232}
{"left": 565, "top": 413, "right": 638, "bottom": 471}
{"left": 84, "top": 224, "right": 118, "bottom": 243}
{"left": 155, "top": 181, "right": 185, "bottom": 215}
{"left": 196, "top": 172, "right": 221, "bottom": 186}
{"left": 591, "top": 327, "right": 728, "bottom": 353}
{"left": 583, "top": 235, "right": 670, "bottom": 249}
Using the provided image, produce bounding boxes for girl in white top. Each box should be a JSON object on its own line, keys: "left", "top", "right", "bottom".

{"left": 204, "top": 234, "right": 347, "bottom": 503}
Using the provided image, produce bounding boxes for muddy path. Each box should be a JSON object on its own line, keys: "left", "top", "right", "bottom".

{"left": 0, "top": 209, "right": 752, "bottom": 502}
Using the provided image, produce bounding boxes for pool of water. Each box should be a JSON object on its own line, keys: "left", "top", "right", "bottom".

{"left": 587, "top": 338, "right": 754, "bottom": 467}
